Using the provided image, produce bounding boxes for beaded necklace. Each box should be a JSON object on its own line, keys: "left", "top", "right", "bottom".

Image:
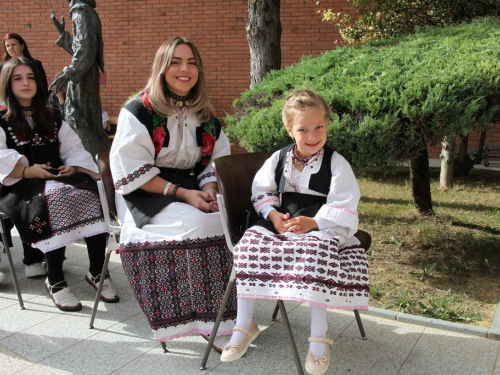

{"left": 292, "top": 144, "right": 318, "bottom": 168}
{"left": 167, "top": 89, "right": 193, "bottom": 108}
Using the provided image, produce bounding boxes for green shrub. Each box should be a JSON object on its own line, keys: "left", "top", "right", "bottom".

{"left": 225, "top": 18, "right": 500, "bottom": 169}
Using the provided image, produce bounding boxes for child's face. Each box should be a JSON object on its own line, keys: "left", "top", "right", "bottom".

{"left": 286, "top": 108, "right": 328, "bottom": 158}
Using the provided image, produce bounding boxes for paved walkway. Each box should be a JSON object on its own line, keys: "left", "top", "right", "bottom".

{"left": 1, "top": 235, "right": 499, "bottom": 375}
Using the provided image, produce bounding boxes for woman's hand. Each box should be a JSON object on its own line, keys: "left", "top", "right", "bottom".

{"left": 176, "top": 187, "right": 219, "bottom": 213}
{"left": 269, "top": 210, "right": 290, "bottom": 234}
{"left": 283, "top": 216, "right": 318, "bottom": 234}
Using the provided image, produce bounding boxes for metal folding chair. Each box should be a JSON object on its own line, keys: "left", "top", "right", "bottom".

{"left": 90, "top": 152, "right": 168, "bottom": 353}
{"left": 0, "top": 211, "right": 24, "bottom": 309}
{"left": 89, "top": 152, "right": 122, "bottom": 328}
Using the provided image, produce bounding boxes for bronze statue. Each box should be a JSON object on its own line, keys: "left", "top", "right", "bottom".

{"left": 50, "top": 0, "right": 109, "bottom": 157}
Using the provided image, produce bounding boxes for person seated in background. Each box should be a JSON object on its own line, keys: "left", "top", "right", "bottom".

{"left": 0, "top": 57, "right": 119, "bottom": 311}
{"left": 102, "top": 110, "right": 110, "bottom": 133}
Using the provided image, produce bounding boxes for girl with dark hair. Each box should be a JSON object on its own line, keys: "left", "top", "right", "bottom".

{"left": 3, "top": 33, "right": 48, "bottom": 90}
{"left": 110, "top": 37, "right": 236, "bottom": 345}
{"left": 0, "top": 57, "right": 119, "bottom": 311}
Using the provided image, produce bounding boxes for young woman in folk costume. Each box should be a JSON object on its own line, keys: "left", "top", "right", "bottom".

{"left": 110, "top": 37, "right": 236, "bottom": 345}
{"left": 0, "top": 57, "right": 119, "bottom": 311}
{"left": 221, "top": 90, "right": 369, "bottom": 375}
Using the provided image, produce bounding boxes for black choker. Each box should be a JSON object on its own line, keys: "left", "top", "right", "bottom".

{"left": 167, "top": 90, "right": 192, "bottom": 108}
{"left": 21, "top": 106, "right": 34, "bottom": 116}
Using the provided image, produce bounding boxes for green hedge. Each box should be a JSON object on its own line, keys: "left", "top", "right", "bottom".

{"left": 225, "top": 17, "right": 500, "bottom": 167}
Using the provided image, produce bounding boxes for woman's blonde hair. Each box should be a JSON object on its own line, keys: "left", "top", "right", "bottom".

{"left": 282, "top": 90, "right": 331, "bottom": 128}
{"left": 144, "top": 36, "right": 211, "bottom": 122}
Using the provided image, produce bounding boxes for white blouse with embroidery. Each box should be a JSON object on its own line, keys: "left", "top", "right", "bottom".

{"left": 251, "top": 147, "right": 361, "bottom": 239}
{"left": 110, "top": 106, "right": 230, "bottom": 194}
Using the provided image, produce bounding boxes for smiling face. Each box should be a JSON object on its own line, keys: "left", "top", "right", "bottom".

{"left": 286, "top": 108, "right": 328, "bottom": 159}
{"left": 164, "top": 43, "right": 199, "bottom": 97}
{"left": 4, "top": 38, "right": 25, "bottom": 58}
{"left": 11, "top": 64, "right": 37, "bottom": 107}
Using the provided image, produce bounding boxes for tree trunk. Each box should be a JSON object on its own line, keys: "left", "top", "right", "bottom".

{"left": 247, "top": 0, "right": 282, "bottom": 88}
{"left": 410, "top": 148, "right": 434, "bottom": 216}
{"left": 439, "top": 136, "right": 455, "bottom": 189}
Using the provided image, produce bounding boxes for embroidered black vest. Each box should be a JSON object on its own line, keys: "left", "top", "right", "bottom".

{"left": 0, "top": 109, "right": 97, "bottom": 243}
{"left": 121, "top": 93, "right": 223, "bottom": 228}
{"left": 124, "top": 92, "right": 222, "bottom": 176}
{"left": 253, "top": 144, "right": 335, "bottom": 233}
{"left": 0, "top": 109, "right": 64, "bottom": 168}
{"left": 275, "top": 143, "right": 335, "bottom": 195}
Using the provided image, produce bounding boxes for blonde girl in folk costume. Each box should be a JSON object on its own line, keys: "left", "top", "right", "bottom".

{"left": 110, "top": 37, "right": 236, "bottom": 345}
{"left": 220, "top": 90, "right": 369, "bottom": 375}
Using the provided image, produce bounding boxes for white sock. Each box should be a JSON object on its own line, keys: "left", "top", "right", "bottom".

{"left": 230, "top": 297, "right": 256, "bottom": 344}
{"left": 310, "top": 305, "right": 328, "bottom": 356}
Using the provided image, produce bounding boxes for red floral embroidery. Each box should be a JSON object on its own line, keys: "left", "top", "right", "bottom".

{"left": 140, "top": 91, "right": 153, "bottom": 110}
{"left": 201, "top": 132, "right": 216, "bottom": 165}
{"left": 152, "top": 127, "right": 166, "bottom": 155}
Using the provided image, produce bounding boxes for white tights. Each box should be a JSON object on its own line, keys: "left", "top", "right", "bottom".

{"left": 230, "top": 297, "right": 329, "bottom": 356}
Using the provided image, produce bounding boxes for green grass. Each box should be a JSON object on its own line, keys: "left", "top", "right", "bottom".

{"left": 357, "top": 166, "right": 500, "bottom": 326}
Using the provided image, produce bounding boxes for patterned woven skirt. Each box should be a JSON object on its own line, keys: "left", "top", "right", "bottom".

{"left": 233, "top": 227, "right": 369, "bottom": 310}
{"left": 120, "top": 235, "right": 237, "bottom": 341}
{"left": 32, "top": 182, "right": 107, "bottom": 252}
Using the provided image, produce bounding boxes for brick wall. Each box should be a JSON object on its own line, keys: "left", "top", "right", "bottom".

{"left": 428, "top": 123, "right": 500, "bottom": 159}
{"left": 2, "top": 0, "right": 497, "bottom": 157}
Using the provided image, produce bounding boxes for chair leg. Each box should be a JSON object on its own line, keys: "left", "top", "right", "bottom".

{"left": 200, "top": 274, "right": 235, "bottom": 370}
{"left": 89, "top": 248, "right": 112, "bottom": 329}
{"left": 272, "top": 301, "right": 279, "bottom": 321}
{"left": 277, "top": 300, "right": 304, "bottom": 375}
{"left": 1, "top": 217, "right": 24, "bottom": 309}
{"left": 354, "top": 309, "right": 367, "bottom": 340}
{"left": 160, "top": 341, "right": 168, "bottom": 353}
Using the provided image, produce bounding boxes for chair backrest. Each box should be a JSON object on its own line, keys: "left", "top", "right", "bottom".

{"left": 214, "top": 152, "right": 271, "bottom": 245}
{"left": 95, "top": 151, "right": 118, "bottom": 220}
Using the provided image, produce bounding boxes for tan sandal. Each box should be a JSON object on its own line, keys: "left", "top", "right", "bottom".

{"left": 220, "top": 320, "right": 260, "bottom": 362}
{"left": 305, "top": 334, "right": 334, "bottom": 375}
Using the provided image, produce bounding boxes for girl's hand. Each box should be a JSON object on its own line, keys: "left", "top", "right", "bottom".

{"left": 57, "top": 165, "right": 76, "bottom": 177}
{"left": 269, "top": 210, "right": 290, "bottom": 234}
{"left": 201, "top": 182, "right": 219, "bottom": 212}
{"left": 24, "top": 164, "right": 60, "bottom": 179}
{"left": 283, "top": 216, "right": 319, "bottom": 234}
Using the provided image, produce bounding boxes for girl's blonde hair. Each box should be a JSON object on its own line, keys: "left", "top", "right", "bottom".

{"left": 144, "top": 36, "right": 211, "bottom": 122}
{"left": 282, "top": 90, "right": 331, "bottom": 127}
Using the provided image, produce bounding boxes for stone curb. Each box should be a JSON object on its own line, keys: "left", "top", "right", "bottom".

{"left": 360, "top": 305, "right": 500, "bottom": 341}
{"left": 490, "top": 300, "right": 500, "bottom": 340}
